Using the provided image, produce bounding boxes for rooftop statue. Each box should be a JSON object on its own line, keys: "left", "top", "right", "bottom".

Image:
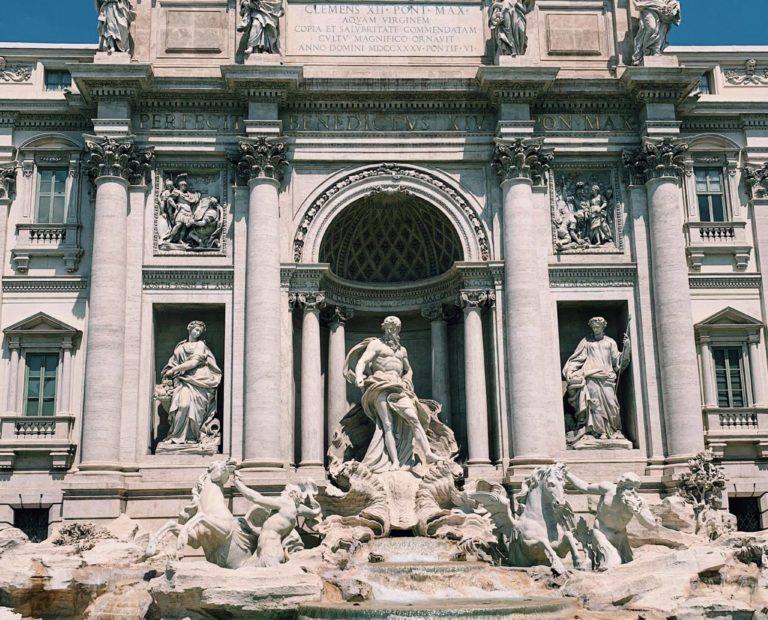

{"left": 238, "top": 0, "right": 284, "bottom": 56}
{"left": 96, "top": 0, "right": 134, "bottom": 55}
{"left": 631, "top": 0, "right": 681, "bottom": 65}
{"left": 489, "top": 0, "right": 536, "bottom": 57}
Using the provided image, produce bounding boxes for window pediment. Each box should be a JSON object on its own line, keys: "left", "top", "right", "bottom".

{"left": 696, "top": 306, "right": 763, "bottom": 340}
{"left": 4, "top": 312, "right": 80, "bottom": 340}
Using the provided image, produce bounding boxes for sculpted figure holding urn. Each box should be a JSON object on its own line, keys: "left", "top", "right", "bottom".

{"left": 563, "top": 317, "right": 631, "bottom": 448}
{"left": 489, "top": 0, "right": 536, "bottom": 57}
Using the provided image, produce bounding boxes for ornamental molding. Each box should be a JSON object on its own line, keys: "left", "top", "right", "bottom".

{"left": 83, "top": 135, "right": 155, "bottom": 184}
{"left": 142, "top": 269, "right": 234, "bottom": 290}
{"left": 15, "top": 116, "right": 92, "bottom": 131}
{"left": 283, "top": 99, "right": 492, "bottom": 114}
{"left": 548, "top": 265, "right": 637, "bottom": 288}
{"left": 234, "top": 137, "right": 289, "bottom": 184}
{"left": 293, "top": 163, "right": 491, "bottom": 264}
{"left": 0, "top": 58, "right": 32, "bottom": 83}
{"left": 680, "top": 118, "right": 743, "bottom": 133}
{"left": 2, "top": 278, "right": 88, "bottom": 293}
{"left": 135, "top": 97, "right": 246, "bottom": 112}
{"left": 622, "top": 137, "right": 688, "bottom": 185}
{"left": 724, "top": 59, "right": 768, "bottom": 86}
{"left": 491, "top": 138, "right": 553, "bottom": 186}
{"left": 688, "top": 275, "right": 762, "bottom": 290}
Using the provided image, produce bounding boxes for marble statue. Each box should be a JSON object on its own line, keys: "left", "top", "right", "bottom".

{"left": 158, "top": 174, "right": 225, "bottom": 252}
{"left": 678, "top": 450, "right": 736, "bottom": 540}
{"left": 566, "top": 470, "right": 657, "bottom": 570}
{"left": 467, "top": 464, "right": 583, "bottom": 575}
{"left": 631, "top": 0, "right": 681, "bottom": 65}
{"left": 553, "top": 177, "right": 617, "bottom": 252}
{"left": 336, "top": 316, "right": 456, "bottom": 473}
{"left": 489, "top": 0, "right": 535, "bottom": 57}
{"left": 563, "top": 317, "right": 631, "bottom": 448}
{"left": 238, "top": 0, "right": 284, "bottom": 56}
{"left": 96, "top": 0, "right": 134, "bottom": 54}
{"left": 146, "top": 459, "right": 321, "bottom": 569}
{"left": 155, "top": 321, "right": 222, "bottom": 455}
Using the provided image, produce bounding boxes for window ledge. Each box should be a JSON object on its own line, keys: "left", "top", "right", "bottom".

{"left": 704, "top": 406, "right": 768, "bottom": 459}
{"left": 12, "top": 223, "right": 82, "bottom": 273}
{"left": 0, "top": 415, "right": 76, "bottom": 470}
{"left": 685, "top": 221, "right": 751, "bottom": 271}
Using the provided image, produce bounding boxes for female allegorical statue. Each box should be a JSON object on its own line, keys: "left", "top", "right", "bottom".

{"left": 238, "top": 0, "right": 284, "bottom": 55}
{"left": 157, "top": 321, "right": 222, "bottom": 452}
{"left": 489, "top": 0, "right": 536, "bottom": 57}
{"left": 631, "top": 0, "right": 681, "bottom": 65}
{"left": 563, "top": 317, "right": 630, "bottom": 444}
{"left": 96, "top": 0, "right": 134, "bottom": 54}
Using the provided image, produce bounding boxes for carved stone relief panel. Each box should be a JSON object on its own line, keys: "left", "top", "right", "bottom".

{"left": 550, "top": 165, "right": 624, "bottom": 254}
{"left": 153, "top": 164, "right": 230, "bottom": 256}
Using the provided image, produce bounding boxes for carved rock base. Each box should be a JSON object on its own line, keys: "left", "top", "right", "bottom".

{"left": 569, "top": 435, "right": 633, "bottom": 450}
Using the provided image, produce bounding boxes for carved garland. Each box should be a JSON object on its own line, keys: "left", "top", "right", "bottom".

{"left": 293, "top": 163, "right": 490, "bottom": 263}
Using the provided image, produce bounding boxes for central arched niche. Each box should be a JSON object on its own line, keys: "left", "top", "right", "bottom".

{"left": 318, "top": 192, "right": 463, "bottom": 283}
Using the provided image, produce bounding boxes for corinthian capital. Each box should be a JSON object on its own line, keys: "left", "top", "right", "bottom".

{"left": 622, "top": 137, "right": 688, "bottom": 185}
{"left": 460, "top": 289, "right": 495, "bottom": 310}
{"left": 235, "top": 137, "right": 289, "bottom": 184}
{"left": 289, "top": 291, "right": 326, "bottom": 312}
{"left": 744, "top": 163, "right": 768, "bottom": 200}
{"left": 83, "top": 135, "right": 155, "bottom": 184}
{"left": 0, "top": 164, "right": 17, "bottom": 201}
{"left": 324, "top": 305, "right": 354, "bottom": 326}
{"left": 491, "top": 138, "right": 553, "bottom": 186}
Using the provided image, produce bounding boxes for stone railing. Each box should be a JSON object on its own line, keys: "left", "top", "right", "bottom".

{"left": 703, "top": 407, "right": 768, "bottom": 460}
{"left": 0, "top": 415, "right": 74, "bottom": 440}
{"left": 0, "top": 415, "right": 76, "bottom": 469}
{"left": 12, "top": 223, "right": 83, "bottom": 273}
{"left": 684, "top": 221, "right": 751, "bottom": 271}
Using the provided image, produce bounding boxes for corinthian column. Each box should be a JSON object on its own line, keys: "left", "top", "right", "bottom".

{"left": 624, "top": 138, "right": 704, "bottom": 463}
{"left": 293, "top": 292, "right": 326, "bottom": 471}
{"left": 80, "top": 136, "right": 154, "bottom": 470}
{"left": 326, "top": 305, "right": 353, "bottom": 443}
{"left": 235, "top": 137, "right": 289, "bottom": 469}
{"left": 461, "top": 290, "right": 493, "bottom": 470}
{"left": 421, "top": 304, "right": 452, "bottom": 426}
{"left": 492, "top": 139, "right": 561, "bottom": 468}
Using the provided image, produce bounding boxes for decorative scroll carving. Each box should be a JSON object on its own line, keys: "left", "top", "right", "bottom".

{"left": 491, "top": 139, "right": 553, "bottom": 186}
{"left": 552, "top": 170, "right": 621, "bottom": 253}
{"left": 631, "top": 0, "right": 681, "bottom": 66}
{"left": 0, "top": 58, "right": 31, "bottom": 83}
{"left": 744, "top": 163, "right": 768, "bottom": 200}
{"left": 622, "top": 137, "right": 688, "bottom": 184}
{"left": 234, "top": 137, "right": 289, "bottom": 184}
{"left": 292, "top": 163, "right": 490, "bottom": 263}
{"left": 724, "top": 59, "right": 768, "bottom": 86}
{"left": 0, "top": 164, "right": 17, "bottom": 201}
{"left": 489, "top": 0, "right": 535, "bottom": 58}
{"left": 83, "top": 136, "right": 154, "bottom": 184}
{"left": 157, "top": 173, "right": 226, "bottom": 253}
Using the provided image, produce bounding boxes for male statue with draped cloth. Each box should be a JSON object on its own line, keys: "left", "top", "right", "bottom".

{"left": 332, "top": 316, "right": 458, "bottom": 475}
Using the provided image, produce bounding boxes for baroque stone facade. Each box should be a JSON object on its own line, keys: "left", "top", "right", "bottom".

{"left": 0, "top": 0, "right": 767, "bottom": 546}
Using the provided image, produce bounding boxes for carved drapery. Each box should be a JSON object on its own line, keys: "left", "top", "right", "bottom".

{"left": 83, "top": 136, "right": 155, "bottom": 185}
{"left": 234, "top": 137, "right": 289, "bottom": 184}
{"left": 0, "top": 164, "right": 17, "bottom": 201}
{"left": 744, "top": 163, "right": 768, "bottom": 200}
{"left": 622, "top": 137, "right": 688, "bottom": 185}
{"left": 491, "top": 138, "right": 553, "bottom": 186}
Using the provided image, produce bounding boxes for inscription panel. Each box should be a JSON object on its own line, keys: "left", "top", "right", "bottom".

{"left": 286, "top": 3, "right": 485, "bottom": 56}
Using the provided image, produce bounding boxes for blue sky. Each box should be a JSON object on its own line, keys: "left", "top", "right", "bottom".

{"left": 0, "top": 0, "right": 764, "bottom": 46}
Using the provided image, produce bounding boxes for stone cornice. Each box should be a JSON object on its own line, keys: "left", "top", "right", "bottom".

{"left": 622, "top": 137, "right": 689, "bottom": 185}
{"left": 476, "top": 66, "right": 559, "bottom": 104}
{"left": 83, "top": 135, "right": 155, "bottom": 184}
{"left": 2, "top": 277, "right": 88, "bottom": 293}
{"left": 688, "top": 274, "right": 762, "bottom": 290}
{"left": 220, "top": 65, "right": 302, "bottom": 102}
{"left": 619, "top": 66, "right": 702, "bottom": 104}
{"left": 69, "top": 64, "right": 153, "bottom": 104}
{"left": 142, "top": 269, "right": 234, "bottom": 290}
{"left": 491, "top": 138, "right": 553, "bottom": 185}
{"left": 548, "top": 265, "right": 637, "bottom": 288}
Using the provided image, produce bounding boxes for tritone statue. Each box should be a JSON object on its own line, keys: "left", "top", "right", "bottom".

{"left": 489, "top": 0, "right": 536, "bottom": 57}
{"left": 563, "top": 317, "right": 631, "bottom": 448}
{"left": 631, "top": 0, "right": 681, "bottom": 65}
{"left": 96, "top": 0, "right": 134, "bottom": 54}
{"left": 154, "top": 321, "right": 222, "bottom": 455}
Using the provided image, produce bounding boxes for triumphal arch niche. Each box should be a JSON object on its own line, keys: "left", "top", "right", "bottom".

{"left": 289, "top": 163, "right": 500, "bottom": 472}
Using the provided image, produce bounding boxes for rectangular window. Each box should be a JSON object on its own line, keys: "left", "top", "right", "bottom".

{"left": 44, "top": 69, "right": 71, "bottom": 91}
{"left": 728, "top": 497, "right": 762, "bottom": 532}
{"left": 713, "top": 347, "right": 746, "bottom": 408}
{"left": 36, "top": 169, "right": 68, "bottom": 223}
{"left": 695, "top": 168, "right": 727, "bottom": 222}
{"left": 24, "top": 352, "right": 58, "bottom": 417}
{"left": 699, "top": 72, "right": 711, "bottom": 95}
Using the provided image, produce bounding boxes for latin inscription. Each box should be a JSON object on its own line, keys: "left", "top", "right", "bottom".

{"left": 134, "top": 113, "right": 244, "bottom": 132}
{"left": 284, "top": 112, "right": 494, "bottom": 132}
{"left": 286, "top": 3, "right": 485, "bottom": 56}
{"left": 535, "top": 113, "right": 637, "bottom": 132}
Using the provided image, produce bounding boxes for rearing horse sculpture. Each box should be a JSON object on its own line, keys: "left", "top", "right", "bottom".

{"left": 467, "top": 464, "right": 583, "bottom": 575}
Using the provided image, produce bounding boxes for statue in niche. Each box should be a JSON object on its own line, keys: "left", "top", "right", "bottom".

{"left": 566, "top": 470, "right": 658, "bottom": 570}
{"left": 158, "top": 174, "right": 225, "bottom": 252}
{"left": 489, "top": 0, "right": 536, "bottom": 57}
{"left": 331, "top": 316, "right": 458, "bottom": 475}
{"left": 154, "top": 321, "right": 222, "bottom": 455}
{"left": 96, "top": 0, "right": 134, "bottom": 54}
{"left": 563, "top": 317, "right": 631, "bottom": 449}
{"left": 238, "top": 0, "right": 284, "bottom": 56}
{"left": 553, "top": 176, "right": 618, "bottom": 252}
{"left": 631, "top": 0, "right": 681, "bottom": 65}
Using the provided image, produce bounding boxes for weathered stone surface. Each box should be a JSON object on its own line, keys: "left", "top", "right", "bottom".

{"left": 652, "top": 495, "right": 697, "bottom": 533}
{"left": 626, "top": 519, "right": 701, "bottom": 549}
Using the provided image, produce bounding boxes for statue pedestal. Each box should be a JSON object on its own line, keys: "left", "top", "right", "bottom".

{"left": 244, "top": 53, "right": 283, "bottom": 66}
{"left": 94, "top": 52, "right": 132, "bottom": 64}
{"left": 155, "top": 438, "right": 220, "bottom": 456}
{"left": 495, "top": 54, "right": 540, "bottom": 67}
{"left": 569, "top": 435, "right": 633, "bottom": 451}
{"left": 639, "top": 54, "right": 679, "bottom": 68}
